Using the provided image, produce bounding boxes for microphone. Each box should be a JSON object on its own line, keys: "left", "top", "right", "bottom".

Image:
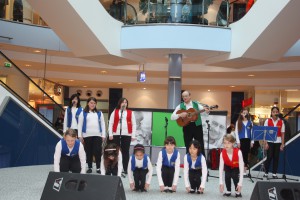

{"left": 72, "top": 101, "right": 76, "bottom": 105}
{"left": 121, "top": 105, "right": 126, "bottom": 112}
{"left": 165, "top": 117, "right": 168, "bottom": 122}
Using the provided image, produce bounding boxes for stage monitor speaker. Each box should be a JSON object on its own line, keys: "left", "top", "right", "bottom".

{"left": 40, "top": 172, "right": 126, "bottom": 200}
{"left": 251, "top": 181, "right": 300, "bottom": 200}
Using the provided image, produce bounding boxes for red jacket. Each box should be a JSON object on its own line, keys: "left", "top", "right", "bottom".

{"left": 112, "top": 109, "right": 133, "bottom": 133}
{"left": 268, "top": 118, "right": 282, "bottom": 137}
{"left": 222, "top": 148, "right": 239, "bottom": 168}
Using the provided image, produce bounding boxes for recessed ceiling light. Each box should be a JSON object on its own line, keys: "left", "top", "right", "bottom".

{"left": 68, "top": 80, "right": 74, "bottom": 82}
{"left": 143, "top": 88, "right": 147, "bottom": 90}
{"left": 248, "top": 74, "right": 255, "bottom": 77}
{"left": 34, "top": 50, "right": 41, "bottom": 53}
{"left": 285, "top": 89, "right": 299, "bottom": 91}
{"left": 83, "top": 86, "right": 87, "bottom": 88}
{"left": 230, "top": 86, "right": 235, "bottom": 88}
{"left": 25, "top": 64, "right": 31, "bottom": 67}
{"left": 117, "top": 82, "right": 122, "bottom": 85}
{"left": 100, "top": 70, "right": 107, "bottom": 74}
{"left": 208, "top": 89, "right": 211, "bottom": 92}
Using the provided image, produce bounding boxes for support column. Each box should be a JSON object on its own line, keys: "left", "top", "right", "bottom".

{"left": 168, "top": 54, "right": 182, "bottom": 109}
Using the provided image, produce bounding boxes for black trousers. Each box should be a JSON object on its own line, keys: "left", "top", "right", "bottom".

{"left": 106, "top": 163, "right": 118, "bottom": 176}
{"left": 224, "top": 166, "right": 239, "bottom": 192}
{"left": 84, "top": 136, "right": 102, "bottom": 169}
{"left": 161, "top": 166, "right": 175, "bottom": 187}
{"left": 264, "top": 142, "right": 281, "bottom": 174}
{"left": 183, "top": 122, "right": 205, "bottom": 157}
{"left": 240, "top": 138, "right": 251, "bottom": 166}
{"left": 133, "top": 168, "right": 149, "bottom": 189}
{"left": 189, "top": 169, "right": 202, "bottom": 191}
{"left": 60, "top": 155, "right": 81, "bottom": 173}
{"left": 112, "top": 135, "right": 131, "bottom": 172}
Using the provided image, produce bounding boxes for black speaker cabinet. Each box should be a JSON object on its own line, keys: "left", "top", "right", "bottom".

{"left": 251, "top": 181, "right": 300, "bottom": 200}
{"left": 40, "top": 172, "right": 126, "bottom": 200}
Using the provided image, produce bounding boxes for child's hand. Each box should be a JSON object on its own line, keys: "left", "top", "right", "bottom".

{"left": 130, "top": 183, "right": 135, "bottom": 190}
{"left": 172, "top": 185, "right": 177, "bottom": 192}
{"left": 264, "top": 143, "right": 269, "bottom": 150}
{"left": 159, "top": 185, "right": 165, "bottom": 192}
{"left": 236, "top": 185, "right": 242, "bottom": 193}
{"left": 186, "top": 187, "right": 190, "bottom": 192}
{"left": 219, "top": 184, "right": 224, "bottom": 193}
{"left": 145, "top": 183, "right": 150, "bottom": 190}
{"left": 109, "top": 136, "right": 113, "bottom": 140}
{"left": 199, "top": 187, "right": 204, "bottom": 193}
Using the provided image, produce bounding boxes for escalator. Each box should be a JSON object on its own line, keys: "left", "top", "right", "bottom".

{"left": 0, "top": 51, "right": 63, "bottom": 168}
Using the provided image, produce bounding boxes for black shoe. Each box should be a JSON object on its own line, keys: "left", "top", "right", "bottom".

{"left": 133, "top": 188, "right": 139, "bottom": 192}
{"left": 140, "top": 189, "right": 147, "bottom": 192}
{"left": 163, "top": 189, "right": 169, "bottom": 193}
{"left": 96, "top": 169, "right": 100, "bottom": 174}
{"left": 168, "top": 189, "right": 174, "bottom": 193}
{"left": 263, "top": 173, "right": 268, "bottom": 178}
{"left": 223, "top": 193, "right": 231, "bottom": 197}
{"left": 197, "top": 191, "right": 203, "bottom": 194}
{"left": 189, "top": 190, "right": 195, "bottom": 194}
{"left": 272, "top": 174, "right": 278, "bottom": 179}
{"left": 86, "top": 168, "right": 92, "bottom": 173}
{"left": 236, "top": 193, "right": 242, "bottom": 198}
{"left": 123, "top": 171, "right": 128, "bottom": 175}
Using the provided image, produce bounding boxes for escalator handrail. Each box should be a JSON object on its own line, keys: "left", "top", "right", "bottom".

{"left": 283, "top": 103, "right": 300, "bottom": 118}
{"left": 0, "top": 80, "right": 55, "bottom": 128}
{"left": 0, "top": 50, "right": 64, "bottom": 111}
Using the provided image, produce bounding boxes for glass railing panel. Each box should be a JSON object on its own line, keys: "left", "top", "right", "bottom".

{"left": 0, "top": 51, "right": 65, "bottom": 135}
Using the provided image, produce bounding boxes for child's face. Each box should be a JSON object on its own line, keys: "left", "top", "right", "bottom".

{"left": 135, "top": 151, "right": 144, "bottom": 160}
{"left": 189, "top": 144, "right": 198, "bottom": 157}
{"left": 88, "top": 100, "right": 96, "bottom": 110}
{"left": 108, "top": 155, "right": 115, "bottom": 160}
{"left": 65, "top": 135, "right": 76, "bottom": 148}
{"left": 271, "top": 109, "right": 279, "bottom": 119}
{"left": 223, "top": 139, "right": 234, "bottom": 150}
{"left": 165, "top": 143, "right": 175, "bottom": 153}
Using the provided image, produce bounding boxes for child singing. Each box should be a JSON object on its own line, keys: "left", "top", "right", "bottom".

{"left": 184, "top": 140, "right": 207, "bottom": 194}
{"left": 127, "top": 144, "right": 153, "bottom": 192}
{"left": 219, "top": 134, "right": 244, "bottom": 198}
{"left": 54, "top": 129, "right": 86, "bottom": 173}
{"left": 100, "top": 143, "right": 123, "bottom": 177}
{"left": 156, "top": 136, "right": 180, "bottom": 193}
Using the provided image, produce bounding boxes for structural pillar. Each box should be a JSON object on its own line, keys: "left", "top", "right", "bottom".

{"left": 168, "top": 54, "right": 182, "bottom": 109}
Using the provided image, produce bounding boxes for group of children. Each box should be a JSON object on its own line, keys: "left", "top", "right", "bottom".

{"left": 55, "top": 130, "right": 244, "bottom": 197}
{"left": 54, "top": 93, "right": 283, "bottom": 197}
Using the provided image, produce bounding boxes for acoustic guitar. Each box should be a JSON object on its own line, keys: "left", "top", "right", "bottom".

{"left": 176, "top": 105, "right": 218, "bottom": 127}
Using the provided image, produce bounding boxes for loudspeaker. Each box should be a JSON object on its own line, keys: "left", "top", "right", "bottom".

{"left": 251, "top": 181, "right": 300, "bottom": 200}
{"left": 40, "top": 172, "right": 126, "bottom": 200}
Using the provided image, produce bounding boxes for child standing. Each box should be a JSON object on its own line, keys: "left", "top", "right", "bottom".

{"left": 263, "top": 106, "right": 285, "bottom": 179}
{"left": 235, "top": 107, "right": 253, "bottom": 176}
{"left": 127, "top": 144, "right": 153, "bottom": 192}
{"left": 219, "top": 134, "right": 244, "bottom": 198}
{"left": 156, "top": 136, "right": 180, "bottom": 193}
{"left": 184, "top": 140, "right": 207, "bottom": 194}
{"left": 63, "top": 93, "right": 82, "bottom": 134}
{"left": 100, "top": 143, "right": 123, "bottom": 177}
{"left": 78, "top": 97, "right": 106, "bottom": 174}
{"left": 54, "top": 129, "right": 86, "bottom": 173}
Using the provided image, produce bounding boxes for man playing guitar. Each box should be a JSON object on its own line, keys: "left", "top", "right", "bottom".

{"left": 171, "top": 91, "right": 210, "bottom": 155}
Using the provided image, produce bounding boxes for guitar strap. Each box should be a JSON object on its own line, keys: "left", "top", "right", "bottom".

{"left": 180, "top": 101, "right": 202, "bottom": 126}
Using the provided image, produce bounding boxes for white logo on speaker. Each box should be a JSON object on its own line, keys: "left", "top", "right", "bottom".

{"left": 268, "top": 187, "right": 278, "bottom": 200}
{"left": 53, "top": 178, "right": 63, "bottom": 192}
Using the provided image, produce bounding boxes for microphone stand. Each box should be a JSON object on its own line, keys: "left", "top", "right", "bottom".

{"left": 164, "top": 117, "right": 168, "bottom": 139}
{"left": 206, "top": 120, "right": 218, "bottom": 181}
{"left": 119, "top": 107, "right": 125, "bottom": 177}
{"left": 245, "top": 122, "right": 254, "bottom": 183}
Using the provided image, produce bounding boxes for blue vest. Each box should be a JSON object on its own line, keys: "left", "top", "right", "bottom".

{"left": 187, "top": 153, "right": 202, "bottom": 169}
{"left": 162, "top": 148, "right": 178, "bottom": 168}
{"left": 131, "top": 154, "right": 148, "bottom": 171}
{"left": 82, "top": 111, "right": 102, "bottom": 133}
{"left": 67, "top": 107, "right": 82, "bottom": 128}
{"left": 238, "top": 120, "right": 252, "bottom": 139}
{"left": 61, "top": 138, "right": 80, "bottom": 157}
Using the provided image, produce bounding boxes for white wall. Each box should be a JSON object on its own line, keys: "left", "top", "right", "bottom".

{"left": 124, "top": 88, "right": 231, "bottom": 116}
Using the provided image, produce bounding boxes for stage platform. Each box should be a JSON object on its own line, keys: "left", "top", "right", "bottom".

{"left": 0, "top": 165, "right": 298, "bottom": 200}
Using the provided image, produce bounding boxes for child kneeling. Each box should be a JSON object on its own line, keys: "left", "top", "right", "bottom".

{"left": 219, "top": 134, "right": 244, "bottom": 198}
{"left": 128, "top": 144, "right": 153, "bottom": 192}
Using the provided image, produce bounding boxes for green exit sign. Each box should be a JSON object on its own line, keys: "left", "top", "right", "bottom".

{"left": 4, "top": 62, "right": 12, "bottom": 68}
